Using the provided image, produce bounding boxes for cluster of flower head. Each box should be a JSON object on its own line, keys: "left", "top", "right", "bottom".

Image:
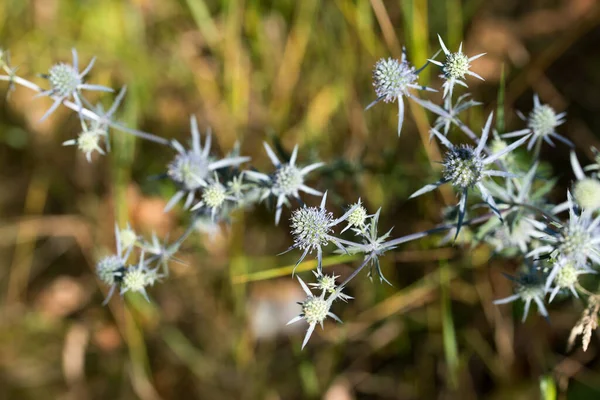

{"left": 2, "top": 35, "right": 600, "bottom": 352}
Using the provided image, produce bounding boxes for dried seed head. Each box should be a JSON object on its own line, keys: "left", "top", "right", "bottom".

{"left": 528, "top": 104, "right": 560, "bottom": 138}
{"left": 167, "top": 153, "right": 209, "bottom": 191}
{"left": 48, "top": 63, "right": 81, "bottom": 97}
{"left": 443, "top": 51, "right": 470, "bottom": 80}
{"left": 291, "top": 207, "right": 333, "bottom": 251}
{"left": 301, "top": 296, "right": 330, "bottom": 325}
{"left": 96, "top": 255, "right": 123, "bottom": 286}
{"left": 372, "top": 58, "right": 417, "bottom": 103}
{"left": 443, "top": 145, "right": 483, "bottom": 189}
{"left": 574, "top": 178, "right": 600, "bottom": 210}
{"left": 202, "top": 182, "right": 227, "bottom": 209}
{"left": 274, "top": 164, "right": 303, "bottom": 195}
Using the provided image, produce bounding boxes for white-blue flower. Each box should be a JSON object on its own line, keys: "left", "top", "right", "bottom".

{"left": 37, "top": 48, "right": 113, "bottom": 121}
{"left": 287, "top": 276, "right": 342, "bottom": 349}
{"left": 367, "top": 48, "right": 436, "bottom": 137}
{"left": 246, "top": 142, "right": 323, "bottom": 225}
{"left": 428, "top": 35, "right": 485, "bottom": 99}
{"left": 503, "top": 94, "right": 572, "bottom": 151}
{"left": 165, "top": 116, "right": 250, "bottom": 211}
{"left": 409, "top": 113, "right": 530, "bottom": 238}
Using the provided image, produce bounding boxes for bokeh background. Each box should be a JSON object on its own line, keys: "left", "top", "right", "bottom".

{"left": 1, "top": 0, "right": 600, "bottom": 399}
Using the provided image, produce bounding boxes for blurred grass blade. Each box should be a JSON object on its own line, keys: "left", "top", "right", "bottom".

{"left": 232, "top": 254, "right": 360, "bottom": 284}
{"left": 441, "top": 262, "right": 459, "bottom": 389}
{"left": 540, "top": 375, "right": 557, "bottom": 400}
{"left": 185, "top": 0, "right": 219, "bottom": 49}
{"left": 496, "top": 64, "right": 506, "bottom": 134}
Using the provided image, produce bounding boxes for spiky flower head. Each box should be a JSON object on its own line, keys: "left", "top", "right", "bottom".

{"left": 528, "top": 192, "right": 600, "bottom": 267}
{"left": 545, "top": 257, "right": 596, "bottom": 302}
{"left": 63, "top": 120, "right": 107, "bottom": 162}
{"left": 372, "top": 57, "right": 417, "bottom": 103}
{"left": 167, "top": 151, "right": 209, "bottom": 192}
{"left": 443, "top": 145, "right": 483, "bottom": 189}
{"left": 442, "top": 51, "right": 470, "bottom": 81}
{"left": 164, "top": 116, "right": 249, "bottom": 211}
{"left": 410, "top": 113, "right": 531, "bottom": 239}
{"left": 301, "top": 295, "right": 330, "bottom": 325}
{"left": 96, "top": 255, "right": 123, "bottom": 286}
{"left": 494, "top": 268, "right": 548, "bottom": 322}
{"left": 243, "top": 143, "right": 323, "bottom": 225}
{"left": 505, "top": 94, "right": 571, "bottom": 151}
{"left": 428, "top": 35, "right": 485, "bottom": 99}
{"left": 348, "top": 203, "right": 367, "bottom": 227}
{"left": 202, "top": 181, "right": 227, "bottom": 209}
{"left": 119, "top": 225, "right": 138, "bottom": 250}
{"left": 48, "top": 63, "right": 81, "bottom": 98}
{"left": 122, "top": 268, "right": 147, "bottom": 293}
{"left": 311, "top": 274, "right": 337, "bottom": 293}
{"left": 289, "top": 192, "right": 359, "bottom": 274}
{"left": 38, "top": 49, "right": 113, "bottom": 121}
{"left": 573, "top": 178, "right": 600, "bottom": 210}
{"left": 291, "top": 207, "right": 333, "bottom": 252}
{"left": 309, "top": 272, "right": 352, "bottom": 302}
{"left": 528, "top": 102, "right": 561, "bottom": 139}
{"left": 274, "top": 164, "right": 303, "bottom": 195}
{"left": 287, "top": 277, "right": 342, "bottom": 349}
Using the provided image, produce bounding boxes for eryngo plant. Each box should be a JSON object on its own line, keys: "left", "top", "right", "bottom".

{"left": 2, "top": 36, "right": 599, "bottom": 353}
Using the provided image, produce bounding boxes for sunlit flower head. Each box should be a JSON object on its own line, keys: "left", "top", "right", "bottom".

{"left": 165, "top": 116, "right": 249, "bottom": 212}
{"left": 286, "top": 277, "right": 342, "bottom": 349}
{"left": 504, "top": 94, "right": 572, "bottom": 151}
{"left": 428, "top": 35, "right": 485, "bottom": 99}
{"left": 289, "top": 192, "right": 358, "bottom": 274}
{"left": 367, "top": 48, "right": 436, "bottom": 137}
{"left": 37, "top": 48, "right": 113, "bottom": 121}
{"left": 545, "top": 257, "right": 595, "bottom": 302}
{"left": 528, "top": 192, "right": 600, "bottom": 267}
{"left": 245, "top": 142, "right": 323, "bottom": 225}
{"left": 410, "top": 113, "right": 530, "bottom": 238}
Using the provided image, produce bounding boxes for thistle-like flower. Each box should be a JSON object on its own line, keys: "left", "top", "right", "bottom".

{"left": 191, "top": 174, "right": 236, "bottom": 221}
{"left": 289, "top": 192, "right": 357, "bottom": 274}
{"left": 528, "top": 192, "right": 600, "bottom": 266}
{"left": 428, "top": 35, "right": 485, "bottom": 99}
{"left": 367, "top": 48, "right": 436, "bottom": 137}
{"left": 37, "top": 48, "right": 113, "bottom": 121}
{"left": 341, "top": 199, "right": 368, "bottom": 233}
{"left": 570, "top": 151, "right": 600, "bottom": 211}
{"left": 545, "top": 257, "right": 595, "bottom": 302}
{"left": 493, "top": 268, "right": 549, "bottom": 322}
{"left": 165, "top": 116, "right": 250, "bottom": 211}
{"left": 62, "top": 118, "right": 107, "bottom": 162}
{"left": 142, "top": 231, "right": 186, "bottom": 277}
{"left": 503, "top": 94, "right": 572, "bottom": 151}
{"left": 409, "top": 113, "right": 530, "bottom": 237}
{"left": 246, "top": 143, "right": 323, "bottom": 225}
{"left": 120, "top": 251, "right": 162, "bottom": 302}
{"left": 309, "top": 271, "right": 352, "bottom": 302}
{"left": 287, "top": 277, "right": 342, "bottom": 349}
{"left": 96, "top": 224, "right": 133, "bottom": 304}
